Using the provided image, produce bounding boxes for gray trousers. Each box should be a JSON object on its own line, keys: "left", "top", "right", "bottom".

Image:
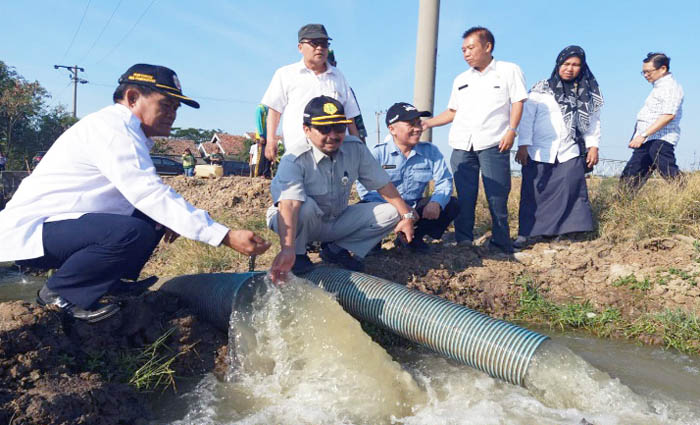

{"left": 267, "top": 198, "right": 399, "bottom": 258}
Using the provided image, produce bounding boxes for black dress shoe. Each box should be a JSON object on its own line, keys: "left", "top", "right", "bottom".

{"left": 291, "top": 254, "right": 315, "bottom": 275}
{"left": 36, "top": 284, "right": 120, "bottom": 323}
{"left": 319, "top": 246, "right": 364, "bottom": 272}
{"left": 407, "top": 238, "right": 432, "bottom": 254}
{"left": 110, "top": 276, "right": 159, "bottom": 295}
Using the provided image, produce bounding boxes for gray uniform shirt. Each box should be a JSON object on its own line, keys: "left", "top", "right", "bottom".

{"left": 270, "top": 135, "right": 390, "bottom": 221}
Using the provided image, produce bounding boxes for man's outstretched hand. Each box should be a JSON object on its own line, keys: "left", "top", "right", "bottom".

{"left": 222, "top": 230, "right": 270, "bottom": 256}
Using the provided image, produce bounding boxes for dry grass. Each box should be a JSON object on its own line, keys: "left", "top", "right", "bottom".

{"left": 590, "top": 173, "right": 700, "bottom": 241}
{"left": 143, "top": 210, "right": 279, "bottom": 278}
{"left": 469, "top": 172, "right": 700, "bottom": 242}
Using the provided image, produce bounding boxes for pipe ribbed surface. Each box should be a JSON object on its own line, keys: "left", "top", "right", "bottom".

{"left": 303, "top": 267, "right": 549, "bottom": 386}
{"left": 159, "top": 268, "right": 549, "bottom": 386}
{"left": 159, "top": 272, "right": 263, "bottom": 332}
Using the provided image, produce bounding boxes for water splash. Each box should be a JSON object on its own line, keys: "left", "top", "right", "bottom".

{"left": 224, "top": 275, "right": 426, "bottom": 424}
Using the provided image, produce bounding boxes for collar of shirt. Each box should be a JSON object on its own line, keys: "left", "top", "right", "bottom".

{"left": 653, "top": 72, "right": 673, "bottom": 88}
{"left": 310, "top": 140, "right": 332, "bottom": 164}
{"left": 467, "top": 57, "right": 497, "bottom": 77}
{"left": 114, "top": 103, "right": 155, "bottom": 150}
{"left": 295, "top": 59, "right": 336, "bottom": 76}
{"left": 388, "top": 138, "right": 421, "bottom": 161}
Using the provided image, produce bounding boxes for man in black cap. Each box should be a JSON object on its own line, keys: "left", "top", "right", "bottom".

{"left": 0, "top": 63, "right": 270, "bottom": 322}
{"left": 357, "top": 102, "right": 459, "bottom": 253}
{"left": 266, "top": 96, "right": 415, "bottom": 283}
{"left": 261, "top": 23, "right": 362, "bottom": 162}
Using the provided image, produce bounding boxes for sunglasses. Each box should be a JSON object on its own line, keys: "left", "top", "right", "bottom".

{"left": 312, "top": 124, "right": 347, "bottom": 134}
{"left": 302, "top": 39, "right": 330, "bottom": 49}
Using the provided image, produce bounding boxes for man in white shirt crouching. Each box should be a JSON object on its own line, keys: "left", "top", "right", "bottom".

{"left": 0, "top": 64, "right": 270, "bottom": 323}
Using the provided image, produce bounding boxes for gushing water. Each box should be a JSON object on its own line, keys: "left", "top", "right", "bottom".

{"left": 161, "top": 277, "right": 700, "bottom": 424}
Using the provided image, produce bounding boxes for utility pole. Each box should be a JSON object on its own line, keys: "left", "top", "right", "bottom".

{"left": 413, "top": 0, "right": 440, "bottom": 141}
{"left": 54, "top": 65, "right": 88, "bottom": 118}
{"left": 375, "top": 110, "right": 386, "bottom": 145}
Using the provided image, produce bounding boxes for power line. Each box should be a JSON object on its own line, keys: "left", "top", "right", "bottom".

{"left": 61, "top": 0, "right": 92, "bottom": 63}
{"left": 96, "top": 0, "right": 157, "bottom": 64}
{"left": 79, "top": 0, "right": 124, "bottom": 63}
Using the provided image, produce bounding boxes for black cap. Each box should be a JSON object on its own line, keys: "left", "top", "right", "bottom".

{"left": 385, "top": 102, "right": 431, "bottom": 126}
{"left": 298, "top": 24, "right": 331, "bottom": 42}
{"left": 118, "top": 64, "right": 200, "bottom": 109}
{"left": 303, "top": 96, "right": 353, "bottom": 126}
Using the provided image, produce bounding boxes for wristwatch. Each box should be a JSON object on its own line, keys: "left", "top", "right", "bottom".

{"left": 401, "top": 212, "right": 416, "bottom": 221}
{"left": 640, "top": 132, "right": 648, "bottom": 139}
{"left": 507, "top": 127, "right": 518, "bottom": 136}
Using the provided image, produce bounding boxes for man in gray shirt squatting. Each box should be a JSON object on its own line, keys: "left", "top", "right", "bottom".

{"left": 267, "top": 96, "right": 416, "bottom": 283}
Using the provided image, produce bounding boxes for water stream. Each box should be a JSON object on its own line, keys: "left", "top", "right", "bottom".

{"left": 2, "top": 268, "right": 697, "bottom": 424}
{"left": 155, "top": 278, "right": 700, "bottom": 425}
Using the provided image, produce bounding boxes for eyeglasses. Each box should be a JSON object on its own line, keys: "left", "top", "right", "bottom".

{"left": 312, "top": 124, "right": 347, "bottom": 134}
{"left": 641, "top": 68, "right": 657, "bottom": 76}
{"left": 301, "top": 39, "right": 330, "bottom": 49}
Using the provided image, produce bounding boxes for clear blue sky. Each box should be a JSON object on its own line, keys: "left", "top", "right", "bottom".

{"left": 2, "top": 1, "right": 699, "bottom": 168}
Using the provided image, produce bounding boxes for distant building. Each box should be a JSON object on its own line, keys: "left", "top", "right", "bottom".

{"left": 150, "top": 138, "right": 197, "bottom": 156}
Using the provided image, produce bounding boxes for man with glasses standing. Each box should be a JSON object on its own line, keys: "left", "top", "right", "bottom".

{"left": 357, "top": 102, "right": 459, "bottom": 254}
{"left": 266, "top": 96, "right": 415, "bottom": 282}
{"left": 261, "top": 24, "right": 361, "bottom": 162}
{"left": 620, "top": 52, "right": 684, "bottom": 190}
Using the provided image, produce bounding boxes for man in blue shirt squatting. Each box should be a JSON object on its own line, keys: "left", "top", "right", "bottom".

{"left": 266, "top": 96, "right": 416, "bottom": 282}
{"left": 357, "top": 102, "right": 460, "bottom": 254}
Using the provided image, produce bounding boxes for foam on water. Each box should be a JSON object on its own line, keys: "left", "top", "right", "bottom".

{"left": 162, "top": 276, "right": 700, "bottom": 425}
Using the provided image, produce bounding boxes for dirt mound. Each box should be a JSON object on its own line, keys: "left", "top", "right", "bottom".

{"left": 0, "top": 291, "right": 227, "bottom": 424}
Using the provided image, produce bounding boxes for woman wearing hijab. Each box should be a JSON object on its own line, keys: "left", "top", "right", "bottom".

{"left": 514, "top": 46, "right": 604, "bottom": 248}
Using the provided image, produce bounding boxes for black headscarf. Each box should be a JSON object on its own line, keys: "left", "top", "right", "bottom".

{"left": 531, "top": 45, "right": 604, "bottom": 141}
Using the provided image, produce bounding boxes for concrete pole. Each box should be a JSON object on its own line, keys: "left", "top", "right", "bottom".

{"left": 413, "top": 0, "right": 440, "bottom": 141}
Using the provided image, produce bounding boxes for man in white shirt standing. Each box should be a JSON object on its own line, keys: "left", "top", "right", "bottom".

{"left": 0, "top": 64, "right": 270, "bottom": 322}
{"left": 620, "top": 52, "right": 684, "bottom": 190}
{"left": 423, "top": 27, "right": 527, "bottom": 253}
{"left": 261, "top": 24, "right": 361, "bottom": 161}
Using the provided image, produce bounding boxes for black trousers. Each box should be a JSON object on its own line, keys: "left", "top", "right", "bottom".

{"left": 17, "top": 211, "right": 164, "bottom": 309}
{"left": 620, "top": 139, "right": 681, "bottom": 190}
{"left": 413, "top": 196, "right": 461, "bottom": 240}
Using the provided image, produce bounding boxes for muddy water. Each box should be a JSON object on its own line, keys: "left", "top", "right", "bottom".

{"left": 0, "top": 264, "right": 45, "bottom": 302}
{"left": 155, "top": 279, "right": 700, "bottom": 425}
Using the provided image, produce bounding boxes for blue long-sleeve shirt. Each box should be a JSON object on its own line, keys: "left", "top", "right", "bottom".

{"left": 356, "top": 138, "right": 453, "bottom": 209}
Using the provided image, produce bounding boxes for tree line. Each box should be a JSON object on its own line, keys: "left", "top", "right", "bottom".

{"left": 0, "top": 61, "right": 78, "bottom": 170}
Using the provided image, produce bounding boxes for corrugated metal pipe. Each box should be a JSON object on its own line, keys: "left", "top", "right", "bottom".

{"left": 160, "top": 267, "right": 549, "bottom": 387}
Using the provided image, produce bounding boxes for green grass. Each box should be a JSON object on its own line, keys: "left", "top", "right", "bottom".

{"left": 611, "top": 274, "right": 653, "bottom": 291}
{"left": 515, "top": 274, "right": 699, "bottom": 355}
{"left": 128, "top": 327, "right": 185, "bottom": 391}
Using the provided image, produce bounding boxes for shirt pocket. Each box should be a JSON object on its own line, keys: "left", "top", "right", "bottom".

{"left": 491, "top": 84, "right": 509, "bottom": 104}
{"left": 386, "top": 168, "right": 402, "bottom": 185}
{"left": 305, "top": 174, "right": 332, "bottom": 214}
{"left": 409, "top": 168, "right": 432, "bottom": 197}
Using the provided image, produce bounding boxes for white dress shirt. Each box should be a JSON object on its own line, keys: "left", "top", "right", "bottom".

{"left": 634, "top": 73, "right": 683, "bottom": 145}
{"left": 0, "top": 103, "right": 229, "bottom": 261}
{"left": 447, "top": 59, "right": 528, "bottom": 151}
{"left": 261, "top": 60, "right": 360, "bottom": 152}
{"left": 249, "top": 143, "right": 258, "bottom": 164}
{"left": 518, "top": 88, "right": 601, "bottom": 163}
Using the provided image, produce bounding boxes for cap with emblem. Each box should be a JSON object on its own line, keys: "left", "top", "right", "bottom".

{"left": 385, "top": 102, "right": 432, "bottom": 126}
{"left": 298, "top": 24, "right": 332, "bottom": 42}
{"left": 118, "top": 64, "right": 200, "bottom": 109}
{"left": 303, "top": 96, "right": 353, "bottom": 126}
